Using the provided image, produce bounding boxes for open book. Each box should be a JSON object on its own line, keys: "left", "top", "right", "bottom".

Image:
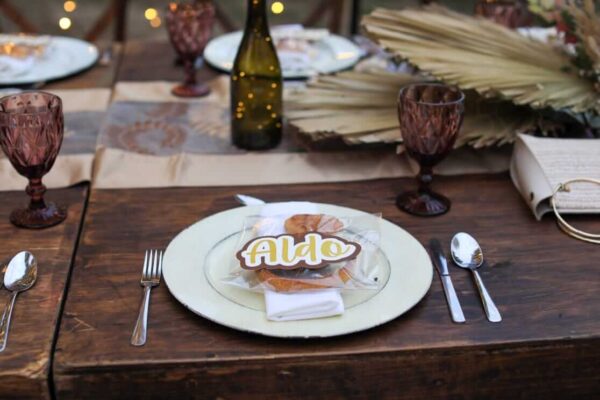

{"left": 510, "top": 134, "right": 600, "bottom": 220}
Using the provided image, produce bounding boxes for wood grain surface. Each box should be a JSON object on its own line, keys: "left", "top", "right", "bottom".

{"left": 0, "top": 186, "right": 87, "bottom": 400}
{"left": 53, "top": 175, "right": 600, "bottom": 399}
{"left": 0, "top": 40, "right": 114, "bottom": 399}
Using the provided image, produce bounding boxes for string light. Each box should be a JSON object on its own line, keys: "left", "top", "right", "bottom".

{"left": 58, "top": 17, "right": 72, "bottom": 30}
{"left": 64, "top": 1, "right": 77, "bottom": 13}
{"left": 150, "top": 17, "right": 162, "bottom": 28}
{"left": 144, "top": 8, "right": 158, "bottom": 20}
{"left": 271, "top": 1, "right": 284, "bottom": 14}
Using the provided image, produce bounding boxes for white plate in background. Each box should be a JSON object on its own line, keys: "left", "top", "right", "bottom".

{"left": 0, "top": 35, "right": 98, "bottom": 86}
{"left": 203, "top": 31, "right": 361, "bottom": 79}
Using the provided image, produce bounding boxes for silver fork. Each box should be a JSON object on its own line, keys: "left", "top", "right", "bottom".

{"left": 131, "top": 250, "right": 163, "bottom": 346}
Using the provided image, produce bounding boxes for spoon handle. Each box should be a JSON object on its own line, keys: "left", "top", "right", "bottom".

{"left": 0, "top": 292, "right": 18, "bottom": 352}
{"left": 472, "top": 270, "right": 502, "bottom": 323}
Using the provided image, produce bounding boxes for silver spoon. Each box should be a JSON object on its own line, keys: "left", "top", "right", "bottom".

{"left": 0, "top": 251, "right": 38, "bottom": 352}
{"left": 451, "top": 233, "right": 502, "bottom": 323}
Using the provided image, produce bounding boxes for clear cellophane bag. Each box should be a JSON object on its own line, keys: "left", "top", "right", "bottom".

{"left": 222, "top": 210, "right": 383, "bottom": 293}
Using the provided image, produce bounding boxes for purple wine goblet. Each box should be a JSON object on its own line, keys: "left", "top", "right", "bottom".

{"left": 396, "top": 83, "right": 465, "bottom": 217}
{"left": 474, "top": 0, "right": 532, "bottom": 29}
{"left": 0, "top": 92, "right": 66, "bottom": 229}
{"left": 166, "top": 1, "right": 215, "bottom": 98}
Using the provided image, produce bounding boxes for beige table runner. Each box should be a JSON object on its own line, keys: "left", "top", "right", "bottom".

{"left": 0, "top": 88, "right": 111, "bottom": 191}
{"left": 93, "top": 78, "right": 510, "bottom": 189}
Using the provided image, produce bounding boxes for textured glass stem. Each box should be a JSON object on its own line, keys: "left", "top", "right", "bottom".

{"left": 417, "top": 166, "right": 433, "bottom": 194}
{"left": 26, "top": 178, "right": 47, "bottom": 210}
{"left": 183, "top": 58, "right": 196, "bottom": 86}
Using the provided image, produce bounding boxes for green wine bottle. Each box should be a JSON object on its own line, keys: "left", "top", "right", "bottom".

{"left": 231, "top": 0, "right": 283, "bottom": 150}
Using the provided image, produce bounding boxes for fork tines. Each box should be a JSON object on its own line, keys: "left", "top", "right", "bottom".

{"left": 141, "top": 249, "right": 163, "bottom": 283}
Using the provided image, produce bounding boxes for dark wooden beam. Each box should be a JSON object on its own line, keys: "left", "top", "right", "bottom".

{"left": 213, "top": 2, "right": 237, "bottom": 32}
{"left": 0, "top": 0, "right": 38, "bottom": 33}
{"left": 114, "top": 0, "right": 128, "bottom": 42}
{"left": 303, "top": 0, "right": 332, "bottom": 28}
{"left": 85, "top": 0, "right": 129, "bottom": 43}
{"left": 350, "top": 0, "right": 361, "bottom": 35}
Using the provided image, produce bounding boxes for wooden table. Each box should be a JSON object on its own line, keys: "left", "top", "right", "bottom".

{"left": 53, "top": 176, "right": 600, "bottom": 399}
{"left": 51, "top": 39, "right": 600, "bottom": 400}
{"left": 0, "top": 186, "right": 87, "bottom": 400}
{"left": 2, "top": 38, "right": 600, "bottom": 399}
{"left": 0, "top": 42, "right": 121, "bottom": 399}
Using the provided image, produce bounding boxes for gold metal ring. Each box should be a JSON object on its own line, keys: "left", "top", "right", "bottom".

{"left": 550, "top": 178, "right": 600, "bottom": 245}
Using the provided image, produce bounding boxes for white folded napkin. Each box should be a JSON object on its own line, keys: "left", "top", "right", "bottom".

{"left": 258, "top": 202, "right": 345, "bottom": 322}
{"left": 271, "top": 24, "right": 330, "bottom": 42}
{"left": 0, "top": 55, "right": 34, "bottom": 79}
{"left": 265, "top": 289, "right": 344, "bottom": 322}
{"left": 269, "top": 24, "right": 329, "bottom": 75}
{"left": 277, "top": 51, "right": 312, "bottom": 74}
{"left": 256, "top": 201, "right": 316, "bottom": 236}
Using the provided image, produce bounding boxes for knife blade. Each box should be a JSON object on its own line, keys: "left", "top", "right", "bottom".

{"left": 429, "top": 239, "right": 466, "bottom": 324}
{"left": 235, "top": 194, "right": 266, "bottom": 206}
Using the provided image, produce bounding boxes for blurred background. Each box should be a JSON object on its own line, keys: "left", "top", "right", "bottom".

{"left": 0, "top": 0, "right": 477, "bottom": 41}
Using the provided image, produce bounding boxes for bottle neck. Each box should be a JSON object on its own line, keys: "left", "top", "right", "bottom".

{"left": 245, "top": 0, "right": 269, "bottom": 31}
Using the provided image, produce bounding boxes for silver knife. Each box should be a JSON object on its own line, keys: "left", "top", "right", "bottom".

{"left": 429, "top": 239, "right": 466, "bottom": 324}
{"left": 235, "top": 194, "right": 266, "bottom": 206}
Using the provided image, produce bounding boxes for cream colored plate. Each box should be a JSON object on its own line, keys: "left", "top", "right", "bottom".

{"left": 0, "top": 35, "right": 98, "bottom": 86}
{"left": 163, "top": 203, "right": 433, "bottom": 338}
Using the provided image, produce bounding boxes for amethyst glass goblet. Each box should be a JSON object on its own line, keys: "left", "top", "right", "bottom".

{"left": 474, "top": 0, "right": 532, "bottom": 29}
{"left": 396, "top": 84, "right": 465, "bottom": 217}
{"left": 0, "top": 92, "right": 66, "bottom": 229}
{"left": 166, "top": 1, "right": 215, "bottom": 98}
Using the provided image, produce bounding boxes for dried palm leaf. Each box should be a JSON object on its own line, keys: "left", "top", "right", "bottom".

{"left": 286, "top": 69, "right": 538, "bottom": 148}
{"left": 566, "top": 0, "right": 600, "bottom": 80}
{"left": 362, "top": 5, "right": 600, "bottom": 113}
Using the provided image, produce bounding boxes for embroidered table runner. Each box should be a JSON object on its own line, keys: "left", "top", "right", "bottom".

{"left": 92, "top": 77, "right": 510, "bottom": 189}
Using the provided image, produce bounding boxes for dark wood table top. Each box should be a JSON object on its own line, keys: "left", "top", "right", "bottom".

{"left": 48, "top": 38, "right": 600, "bottom": 400}
{"left": 53, "top": 176, "right": 600, "bottom": 399}
{"left": 0, "top": 43, "right": 119, "bottom": 399}
{"left": 0, "top": 186, "right": 87, "bottom": 400}
{"left": 1, "top": 37, "right": 595, "bottom": 399}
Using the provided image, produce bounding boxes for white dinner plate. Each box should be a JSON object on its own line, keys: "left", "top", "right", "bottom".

{"left": 163, "top": 203, "right": 433, "bottom": 338}
{"left": 203, "top": 31, "right": 361, "bottom": 79}
{"left": 0, "top": 36, "right": 98, "bottom": 86}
